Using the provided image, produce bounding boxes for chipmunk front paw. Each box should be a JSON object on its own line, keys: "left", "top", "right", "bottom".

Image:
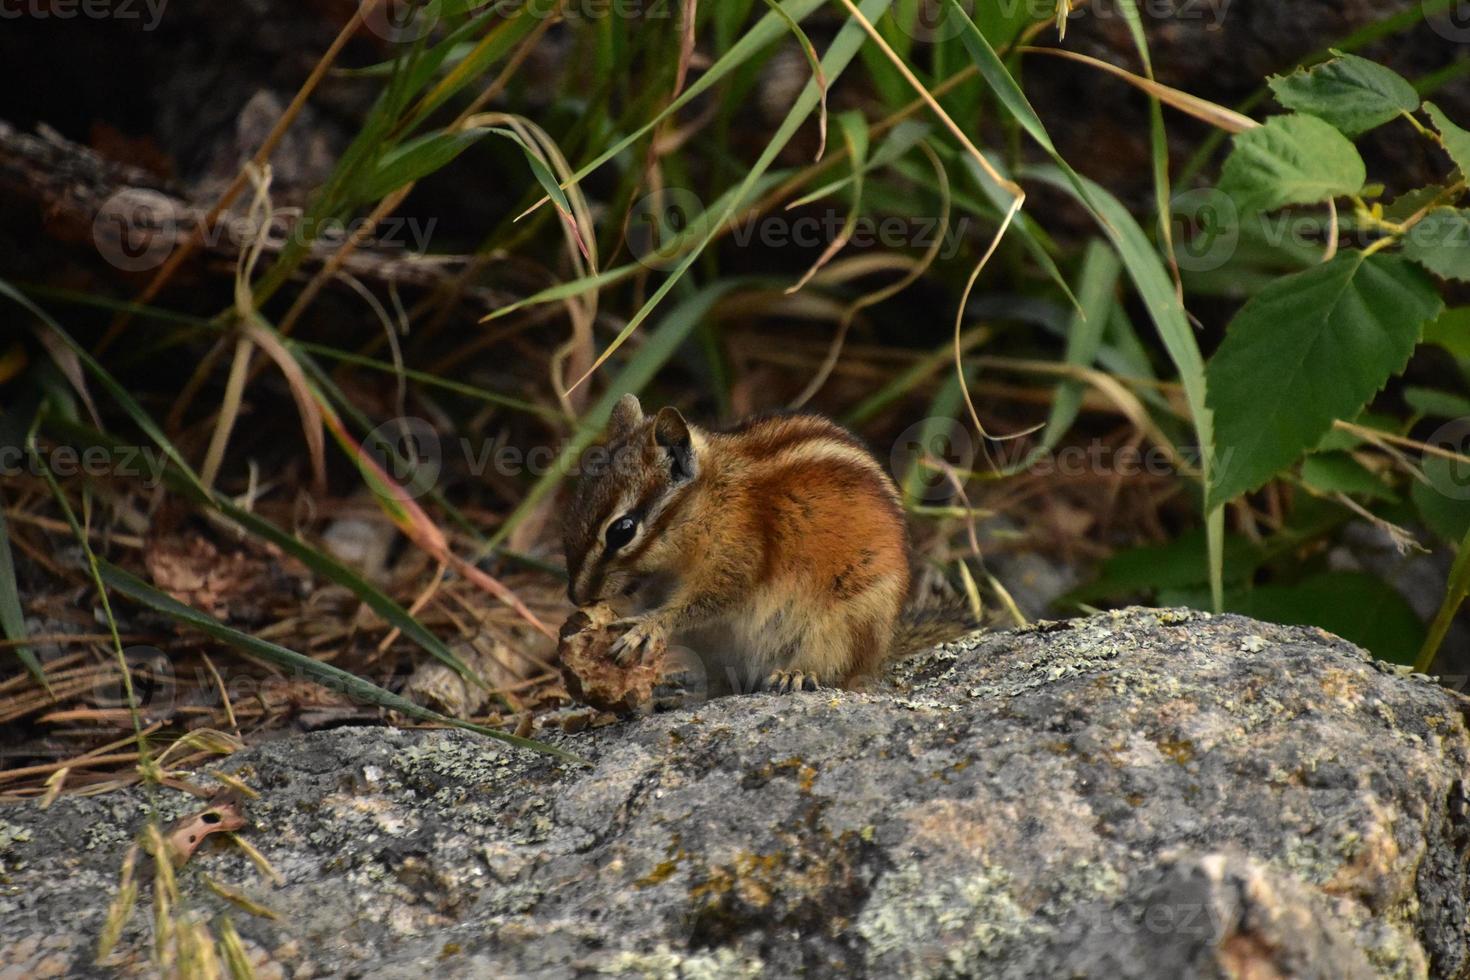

{"left": 608, "top": 615, "right": 669, "bottom": 666}
{"left": 761, "top": 669, "right": 820, "bottom": 694}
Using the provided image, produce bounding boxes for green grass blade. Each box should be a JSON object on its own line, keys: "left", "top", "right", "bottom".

{"left": 1416, "top": 526, "right": 1470, "bottom": 674}
{"left": 941, "top": 0, "right": 1103, "bottom": 215}
{"left": 0, "top": 501, "right": 47, "bottom": 691}
{"left": 569, "top": 0, "right": 891, "bottom": 388}
{"left": 999, "top": 239, "right": 1122, "bottom": 474}
{"left": 5, "top": 287, "right": 490, "bottom": 688}
{"left": 289, "top": 340, "right": 556, "bottom": 419}
{"left": 0, "top": 280, "right": 206, "bottom": 492}
{"left": 485, "top": 278, "right": 758, "bottom": 552}
{"left": 1023, "top": 165, "right": 1223, "bottom": 610}
{"left": 533, "top": 0, "right": 830, "bottom": 204}
{"left": 1116, "top": 1, "right": 1180, "bottom": 292}
{"left": 96, "top": 561, "right": 577, "bottom": 761}
{"left": 42, "top": 410, "right": 491, "bottom": 693}
{"left": 27, "top": 415, "right": 151, "bottom": 772}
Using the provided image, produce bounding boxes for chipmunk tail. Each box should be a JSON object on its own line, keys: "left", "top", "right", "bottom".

{"left": 891, "top": 598, "right": 980, "bottom": 658}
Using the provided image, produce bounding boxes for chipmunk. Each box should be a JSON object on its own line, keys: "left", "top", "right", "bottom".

{"left": 561, "top": 394, "right": 969, "bottom": 694}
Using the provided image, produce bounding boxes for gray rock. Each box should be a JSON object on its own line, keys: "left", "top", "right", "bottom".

{"left": 2, "top": 608, "right": 1467, "bottom": 978}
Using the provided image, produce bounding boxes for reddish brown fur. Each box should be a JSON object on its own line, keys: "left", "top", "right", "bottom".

{"left": 561, "top": 396, "right": 911, "bottom": 690}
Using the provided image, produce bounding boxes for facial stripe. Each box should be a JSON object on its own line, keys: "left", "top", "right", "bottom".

{"left": 620, "top": 481, "right": 696, "bottom": 566}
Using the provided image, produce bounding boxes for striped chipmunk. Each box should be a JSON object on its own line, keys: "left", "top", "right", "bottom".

{"left": 561, "top": 394, "right": 973, "bottom": 694}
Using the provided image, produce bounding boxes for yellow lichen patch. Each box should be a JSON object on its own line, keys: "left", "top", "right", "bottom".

{"left": 1318, "top": 667, "right": 1366, "bottom": 704}
{"left": 1153, "top": 736, "right": 1196, "bottom": 765}
{"left": 756, "top": 757, "right": 819, "bottom": 793}
{"left": 635, "top": 851, "right": 686, "bottom": 889}
{"left": 1324, "top": 798, "right": 1410, "bottom": 905}
{"left": 689, "top": 851, "right": 786, "bottom": 908}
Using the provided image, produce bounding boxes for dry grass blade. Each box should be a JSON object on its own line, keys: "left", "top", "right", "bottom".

{"left": 95, "top": 842, "right": 140, "bottom": 964}
{"left": 760, "top": 0, "right": 829, "bottom": 160}
{"left": 100, "top": 0, "right": 387, "bottom": 350}
{"left": 317, "top": 402, "right": 554, "bottom": 639}
{"left": 1019, "top": 46, "right": 1260, "bottom": 133}
{"left": 242, "top": 318, "right": 328, "bottom": 497}
{"left": 835, "top": 0, "right": 1022, "bottom": 198}
{"left": 200, "top": 335, "right": 255, "bottom": 492}
{"left": 951, "top": 195, "right": 1037, "bottom": 445}
{"left": 791, "top": 140, "right": 952, "bottom": 408}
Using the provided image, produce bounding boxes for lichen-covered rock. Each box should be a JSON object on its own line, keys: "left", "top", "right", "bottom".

{"left": 1, "top": 609, "right": 1467, "bottom": 978}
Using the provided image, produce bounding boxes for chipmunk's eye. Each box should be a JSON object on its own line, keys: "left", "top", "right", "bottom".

{"left": 605, "top": 515, "right": 638, "bottom": 552}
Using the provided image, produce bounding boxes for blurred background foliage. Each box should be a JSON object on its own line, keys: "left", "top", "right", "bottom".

{"left": 1, "top": 0, "right": 1469, "bottom": 795}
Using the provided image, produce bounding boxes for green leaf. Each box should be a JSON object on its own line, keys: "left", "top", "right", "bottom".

{"left": 97, "top": 561, "right": 577, "bottom": 761}
{"left": 1268, "top": 53, "right": 1419, "bottom": 136}
{"left": 1301, "top": 452, "right": 1394, "bottom": 500}
{"left": 0, "top": 500, "right": 46, "bottom": 690}
{"left": 1230, "top": 572, "right": 1425, "bottom": 665}
{"left": 1024, "top": 164, "right": 1225, "bottom": 610}
{"left": 1069, "top": 529, "right": 1265, "bottom": 603}
{"left": 1412, "top": 477, "right": 1470, "bottom": 545}
{"left": 358, "top": 127, "right": 492, "bottom": 203}
{"left": 1425, "top": 306, "right": 1470, "bottom": 361}
{"left": 1404, "top": 385, "right": 1470, "bottom": 419}
{"left": 1220, "top": 113, "right": 1366, "bottom": 213}
{"left": 1424, "top": 102, "right": 1470, "bottom": 177}
{"left": 1401, "top": 207, "right": 1470, "bottom": 282}
{"left": 1207, "top": 251, "right": 1442, "bottom": 508}
{"left": 1383, "top": 185, "right": 1449, "bottom": 223}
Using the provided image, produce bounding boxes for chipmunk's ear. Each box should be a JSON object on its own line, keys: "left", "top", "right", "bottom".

{"left": 608, "top": 393, "right": 644, "bottom": 438}
{"left": 652, "top": 406, "right": 695, "bottom": 482}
